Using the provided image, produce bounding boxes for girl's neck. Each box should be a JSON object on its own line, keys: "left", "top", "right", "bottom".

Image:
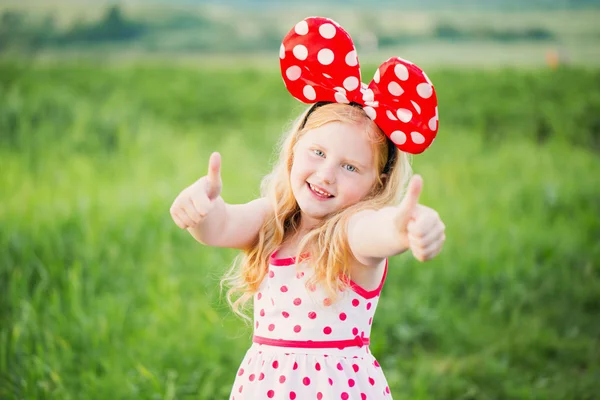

{"left": 297, "top": 212, "right": 321, "bottom": 234}
{"left": 280, "top": 217, "right": 318, "bottom": 258}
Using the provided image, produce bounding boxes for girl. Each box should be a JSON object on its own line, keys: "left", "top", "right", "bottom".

{"left": 170, "top": 17, "right": 445, "bottom": 400}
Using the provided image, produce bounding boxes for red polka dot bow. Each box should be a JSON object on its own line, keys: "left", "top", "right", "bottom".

{"left": 280, "top": 17, "right": 439, "bottom": 154}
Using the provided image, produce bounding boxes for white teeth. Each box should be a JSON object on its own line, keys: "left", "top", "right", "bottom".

{"left": 309, "top": 183, "right": 332, "bottom": 197}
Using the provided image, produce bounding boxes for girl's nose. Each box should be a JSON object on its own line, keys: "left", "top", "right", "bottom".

{"left": 317, "top": 162, "right": 336, "bottom": 184}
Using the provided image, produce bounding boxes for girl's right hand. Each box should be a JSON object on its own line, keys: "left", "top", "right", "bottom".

{"left": 170, "top": 152, "right": 222, "bottom": 229}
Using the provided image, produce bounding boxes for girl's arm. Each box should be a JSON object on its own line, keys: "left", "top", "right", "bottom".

{"left": 187, "top": 196, "right": 270, "bottom": 250}
{"left": 347, "top": 207, "right": 408, "bottom": 266}
{"left": 170, "top": 152, "right": 270, "bottom": 250}
{"left": 347, "top": 175, "right": 445, "bottom": 266}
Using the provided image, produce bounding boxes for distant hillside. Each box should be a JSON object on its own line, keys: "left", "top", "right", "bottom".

{"left": 140, "top": 0, "right": 600, "bottom": 11}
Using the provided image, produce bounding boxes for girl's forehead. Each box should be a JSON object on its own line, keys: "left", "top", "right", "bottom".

{"left": 302, "top": 121, "right": 370, "bottom": 143}
{"left": 300, "top": 122, "right": 376, "bottom": 161}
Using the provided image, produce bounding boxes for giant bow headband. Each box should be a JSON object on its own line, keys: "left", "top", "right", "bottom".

{"left": 280, "top": 17, "right": 439, "bottom": 154}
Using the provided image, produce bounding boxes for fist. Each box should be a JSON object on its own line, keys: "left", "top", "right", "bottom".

{"left": 395, "top": 175, "right": 446, "bottom": 262}
{"left": 170, "top": 152, "right": 222, "bottom": 229}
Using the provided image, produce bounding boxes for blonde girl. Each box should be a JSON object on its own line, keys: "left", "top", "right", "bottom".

{"left": 170, "top": 17, "right": 445, "bottom": 400}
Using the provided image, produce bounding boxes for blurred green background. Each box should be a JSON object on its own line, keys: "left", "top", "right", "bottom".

{"left": 1, "top": 1, "right": 599, "bottom": 399}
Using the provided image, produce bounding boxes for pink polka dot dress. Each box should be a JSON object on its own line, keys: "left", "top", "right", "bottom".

{"left": 229, "top": 252, "right": 392, "bottom": 399}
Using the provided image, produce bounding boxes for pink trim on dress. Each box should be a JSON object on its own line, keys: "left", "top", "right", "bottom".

{"left": 253, "top": 334, "right": 370, "bottom": 349}
{"left": 270, "top": 251, "right": 388, "bottom": 299}
{"left": 345, "top": 259, "right": 388, "bottom": 299}
{"left": 269, "top": 250, "right": 296, "bottom": 266}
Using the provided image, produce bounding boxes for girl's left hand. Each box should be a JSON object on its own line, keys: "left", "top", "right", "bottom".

{"left": 407, "top": 204, "right": 446, "bottom": 262}
{"left": 394, "top": 175, "right": 446, "bottom": 262}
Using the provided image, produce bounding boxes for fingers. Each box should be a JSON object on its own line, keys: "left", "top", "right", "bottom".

{"left": 170, "top": 203, "right": 196, "bottom": 229}
{"left": 395, "top": 175, "right": 423, "bottom": 231}
{"left": 411, "top": 233, "right": 445, "bottom": 261}
{"left": 408, "top": 227, "right": 445, "bottom": 262}
{"left": 407, "top": 206, "right": 443, "bottom": 238}
{"left": 407, "top": 205, "right": 446, "bottom": 261}
{"left": 171, "top": 212, "right": 187, "bottom": 230}
{"left": 170, "top": 194, "right": 209, "bottom": 229}
{"left": 191, "top": 193, "right": 213, "bottom": 218}
{"left": 170, "top": 152, "right": 222, "bottom": 230}
{"left": 403, "top": 174, "right": 423, "bottom": 212}
{"left": 171, "top": 206, "right": 194, "bottom": 229}
{"left": 206, "top": 152, "right": 222, "bottom": 200}
{"left": 409, "top": 219, "right": 445, "bottom": 245}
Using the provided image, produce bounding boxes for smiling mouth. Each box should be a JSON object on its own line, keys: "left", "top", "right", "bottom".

{"left": 307, "top": 182, "right": 334, "bottom": 198}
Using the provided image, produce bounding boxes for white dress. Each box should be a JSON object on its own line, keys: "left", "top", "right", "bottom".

{"left": 229, "top": 252, "right": 393, "bottom": 400}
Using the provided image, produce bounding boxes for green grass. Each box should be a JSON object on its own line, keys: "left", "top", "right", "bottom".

{"left": 0, "top": 62, "right": 599, "bottom": 399}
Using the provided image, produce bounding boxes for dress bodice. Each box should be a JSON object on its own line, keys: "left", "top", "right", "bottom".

{"left": 253, "top": 252, "right": 388, "bottom": 343}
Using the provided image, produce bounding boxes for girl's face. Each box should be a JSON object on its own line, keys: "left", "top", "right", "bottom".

{"left": 290, "top": 121, "right": 378, "bottom": 228}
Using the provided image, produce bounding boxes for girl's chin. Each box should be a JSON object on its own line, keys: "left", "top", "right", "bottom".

{"left": 295, "top": 202, "right": 327, "bottom": 217}
{"left": 297, "top": 203, "right": 343, "bottom": 222}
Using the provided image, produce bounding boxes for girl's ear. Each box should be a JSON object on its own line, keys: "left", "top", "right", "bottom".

{"left": 380, "top": 173, "right": 388, "bottom": 184}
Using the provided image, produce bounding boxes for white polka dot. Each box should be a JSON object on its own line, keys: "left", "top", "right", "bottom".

{"left": 429, "top": 116, "right": 438, "bottom": 131}
{"left": 319, "top": 23, "right": 336, "bottom": 39}
{"left": 335, "top": 91, "right": 349, "bottom": 104}
{"left": 411, "top": 131, "right": 425, "bottom": 144}
{"left": 317, "top": 48, "right": 334, "bottom": 65}
{"left": 279, "top": 44, "right": 285, "bottom": 59}
{"left": 363, "top": 106, "right": 376, "bottom": 120}
{"left": 386, "top": 110, "right": 397, "bottom": 121}
{"left": 396, "top": 108, "right": 412, "bottom": 122}
{"left": 303, "top": 85, "right": 316, "bottom": 100}
{"left": 286, "top": 66, "right": 301, "bottom": 81}
{"left": 388, "top": 81, "right": 404, "bottom": 96}
{"left": 334, "top": 86, "right": 346, "bottom": 93}
{"left": 394, "top": 63, "right": 409, "bottom": 81}
{"left": 293, "top": 45, "right": 308, "bottom": 60}
{"left": 295, "top": 21, "right": 309, "bottom": 35}
{"left": 362, "top": 88, "right": 374, "bottom": 103}
{"left": 345, "top": 50, "right": 358, "bottom": 67}
{"left": 373, "top": 69, "right": 380, "bottom": 83}
{"left": 343, "top": 76, "right": 359, "bottom": 91}
{"left": 323, "top": 73, "right": 332, "bottom": 79}
{"left": 390, "top": 130, "right": 406, "bottom": 145}
{"left": 417, "top": 83, "right": 433, "bottom": 98}
{"left": 411, "top": 100, "right": 421, "bottom": 114}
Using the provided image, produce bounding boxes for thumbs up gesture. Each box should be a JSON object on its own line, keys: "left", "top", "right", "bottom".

{"left": 394, "top": 175, "right": 446, "bottom": 262}
{"left": 170, "top": 152, "right": 223, "bottom": 229}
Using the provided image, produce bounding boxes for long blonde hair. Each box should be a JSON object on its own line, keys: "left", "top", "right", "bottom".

{"left": 220, "top": 103, "right": 412, "bottom": 320}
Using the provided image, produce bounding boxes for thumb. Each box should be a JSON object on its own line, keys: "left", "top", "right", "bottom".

{"left": 206, "top": 152, "right": 222, "bottom": 200}
{"left": 395, "top": 174, "right": 423, "bottom": 230}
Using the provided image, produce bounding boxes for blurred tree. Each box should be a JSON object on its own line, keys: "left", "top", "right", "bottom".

{"left": 0, "top": 10, "right": 56, "bottom": 52}
{"left": 61, "top": 5, "right": 145, "bottom": 43}
{"left": 0, "top": 10, "right": 25, "bottom": 51}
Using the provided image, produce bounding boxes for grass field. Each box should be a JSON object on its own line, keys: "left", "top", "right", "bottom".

{"left": 1, "top": 61, "right": 599, "bottom": 399}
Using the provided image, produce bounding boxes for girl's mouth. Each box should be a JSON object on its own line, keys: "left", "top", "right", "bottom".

{"left": 307, "top": 182, "right": 334, "bottom": 198}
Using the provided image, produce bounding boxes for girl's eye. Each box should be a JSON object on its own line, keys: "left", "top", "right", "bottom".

{"left": 343, "top": 164, "right": 357, "bottom": 172}
{"left": 313, "top": 149, "right": 325, "bottom": 157}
